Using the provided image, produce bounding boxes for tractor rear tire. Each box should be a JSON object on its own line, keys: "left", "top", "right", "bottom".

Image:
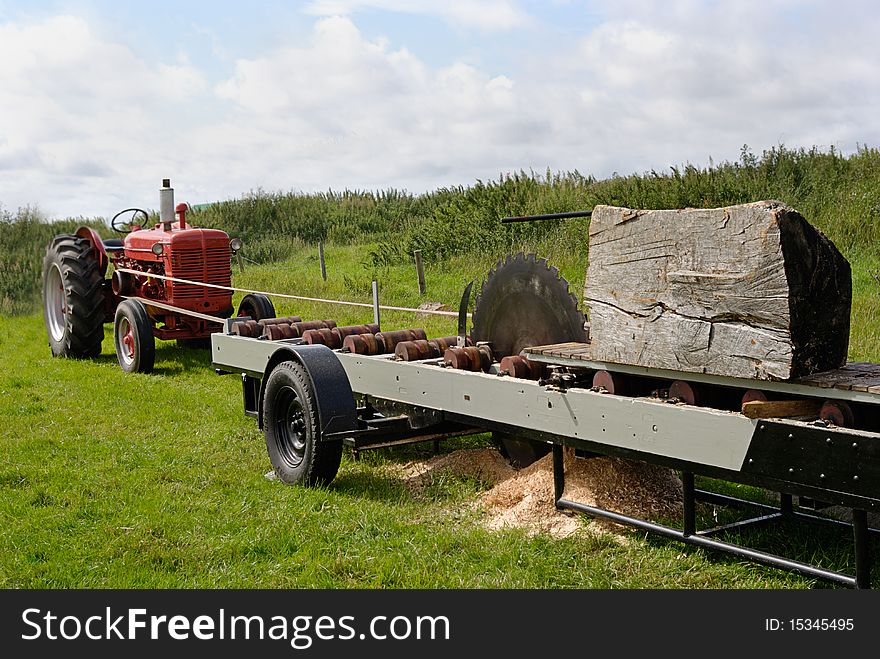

{"left": 238, "top": 293, "right": 276, "bottom": 321}
{"left": 42, "top": 234, "right": 105, "bottom": 358}
{"left": 263, "top": 360, "right": 343, "bottom": 486}
{"left": 114, "top": 299, "right": 155, "bottom": 373}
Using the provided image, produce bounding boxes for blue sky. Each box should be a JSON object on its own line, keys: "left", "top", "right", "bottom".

{"left": 0, "top": 1, "right": 878, "bottom": 217}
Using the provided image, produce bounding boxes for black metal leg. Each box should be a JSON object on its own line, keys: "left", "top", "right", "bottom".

{"left": 682, "top": 471, "right": 696, "bottom": 536}
{"left": 780, "top": 493, "right": 793, "bottom": 515}
{"left": 552, "top": 444, "right": 565, "bottom": 505}
{"left": 433, "top": 439, "right": 441, "bottom": 454}
{"left": 854, "top": 509, "right": 871, "bottom": 589}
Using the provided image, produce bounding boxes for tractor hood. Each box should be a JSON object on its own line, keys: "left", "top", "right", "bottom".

{"left": 124, "top": 226, "right": 231, "bottom": 263}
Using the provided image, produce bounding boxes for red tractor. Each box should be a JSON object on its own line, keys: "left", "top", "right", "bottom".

{"left": 42, "top": 179, "right": 275, "bottom": 373}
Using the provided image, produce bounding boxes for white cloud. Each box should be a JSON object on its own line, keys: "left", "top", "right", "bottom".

{"left": 0, "top": 15, "right": 207, "bottom": 216}
{"left": 0, "top": 4, "right": 879, "bottom": 219}
{"left": 303, "top": 0, "right": 531, "bottom": 31}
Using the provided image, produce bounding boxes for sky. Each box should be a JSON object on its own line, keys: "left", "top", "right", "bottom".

{"left": 0, "top": 0, "right": 878, "bottom": 219}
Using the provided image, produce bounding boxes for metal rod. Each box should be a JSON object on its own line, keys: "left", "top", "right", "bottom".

{"left": 319, "top": 242, "right": 327, "bottom": 281}
{"left": 501, "top": 210, "right": 593, "bottom": 224}
{"left": 371, "top": 279, "right": 380, "bottom": 330}
{"left": 115, "top": 268, "right": 469, "bottom": 318}
{"left": 557, "top": 497, "right": 858, "bottom": 587}
{"left": 698, "top": 512, "right": 782, "bottom": 537}
{"left": 694, "top": 488, "right": 778, "bottom": 513}
{"left": 682, "top": 471, "right": 696, "bottom": 536}
{"left": 854, "top": 509, "right": 871, "bottom": 589}
{"left": 695, "top": 488, "right": 880, "bottom": 535}
{"left": 552, "top": 444, "right": 565, "bottom": 503}
{"left": 414, "top": 250, "right": 426, "bottom": 295}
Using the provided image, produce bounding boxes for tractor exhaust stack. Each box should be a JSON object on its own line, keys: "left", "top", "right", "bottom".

{"left": 159, "top": 178, "right": 174, "bottom": 230}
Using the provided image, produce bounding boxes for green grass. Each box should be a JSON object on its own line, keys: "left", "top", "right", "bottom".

{"left": 2, "top": 241, "right": 879, "bottom": 589}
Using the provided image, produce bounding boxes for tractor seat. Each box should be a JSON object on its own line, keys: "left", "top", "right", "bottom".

{"left": 103, "top": 238, "right": 125, "bottom": 251}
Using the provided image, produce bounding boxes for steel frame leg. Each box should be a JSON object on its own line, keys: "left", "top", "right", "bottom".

{"left": 780, "top": 493, "right": 793, "bottom": 515}
{"left": 552, "top": 444, "right": 565, "bottom": 504}
{"left": 854, "top": 509, "right": 871, "bottom": 589}
{"left": 682, "top": 472, "right": 696, "bottom": 536}
{"left": 550, "top": 445, "right": 873, "bottom": 588}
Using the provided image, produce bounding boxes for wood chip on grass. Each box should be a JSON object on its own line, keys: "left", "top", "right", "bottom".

{"left": 388, "top": 447, "right": 683, "bottom": 539}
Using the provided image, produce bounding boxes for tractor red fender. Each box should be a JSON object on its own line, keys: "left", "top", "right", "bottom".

{"left": 258, "top": 344, "right": 358, "bottom": 439}
{"left": 75, "top": 226, "right": 109, "bottom": 277}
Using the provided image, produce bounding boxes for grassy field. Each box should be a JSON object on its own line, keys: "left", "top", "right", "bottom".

{"left": 1, "top": 241, "right": 878, "bottom": 588}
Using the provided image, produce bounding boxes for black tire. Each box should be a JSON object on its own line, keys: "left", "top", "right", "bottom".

{"left": 263, "top": 360, "right": 342, "bottom": 486}
{"left": 238, "top": 293, "right": 276, "bottom": 321}
{"left": 114, "top": 299, "right": 155, "bottom": 373}
{"left": 493, "top": 432, "right": 550, "bottom": 469}
{"left": 42, "top": 234, "right": 105, "bottom": 358}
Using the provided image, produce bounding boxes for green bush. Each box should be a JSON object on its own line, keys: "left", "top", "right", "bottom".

{"left": 3, "top": 144, "right": 879, "bottom": 314}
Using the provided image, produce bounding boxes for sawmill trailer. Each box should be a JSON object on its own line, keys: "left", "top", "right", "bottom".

{"left": 211, "top": 202, "right": 880, "bottom": 588}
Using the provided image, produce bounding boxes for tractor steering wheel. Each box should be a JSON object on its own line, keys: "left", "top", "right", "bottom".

{"left": 111, "top": 208, "right": 150, "bottom": 234}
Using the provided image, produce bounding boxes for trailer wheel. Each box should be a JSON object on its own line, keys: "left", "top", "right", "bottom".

{"left": 42, "top": 234, "right": 105, "bottom": 358}
{"left": 238, "top": 293, "right": 276, "bottom": 322}
{"left": 263, "top": 360, "right": 342, "bottom": 486}
{"left": 114, "top": 299, "right": 155, "bottom": 373}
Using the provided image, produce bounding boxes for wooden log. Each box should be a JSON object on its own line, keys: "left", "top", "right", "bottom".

{"left": 584, "top": 201, "right": 851, "bottom": 380}
{"left": 741, "top": 399, "right": 823, "bottom": 419}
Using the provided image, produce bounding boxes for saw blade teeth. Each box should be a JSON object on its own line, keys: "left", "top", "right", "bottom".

{"left": 549, "top": 264, "right": 560, "bottom": 278}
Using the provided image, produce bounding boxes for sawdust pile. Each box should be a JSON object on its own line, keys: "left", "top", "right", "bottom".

{"left": 392, "top": 448, "right": 516, "bottom": 492}
{"left": 391, "top": 447, "right": 683, "bottom": 538}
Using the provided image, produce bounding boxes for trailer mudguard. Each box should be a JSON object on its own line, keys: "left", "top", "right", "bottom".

{"left": 258, "top": 344, "right": 358, "bottom": 440}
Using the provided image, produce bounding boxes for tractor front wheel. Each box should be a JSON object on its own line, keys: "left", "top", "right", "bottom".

{"left": 263, "top": 360, "right": 342, "bottom": 486}
{"left": 238, "top": 293, "right": 276, "bottom": 321}
{"left": 114, "top": 299, "right": 156, "bottom": 373}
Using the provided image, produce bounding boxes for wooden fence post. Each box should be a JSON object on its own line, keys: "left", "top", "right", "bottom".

{"left": 414, "top": 249, "right": 426, "bottom": 295}
{"left": 319, "top": 242, "right": 327, "bottom": 281}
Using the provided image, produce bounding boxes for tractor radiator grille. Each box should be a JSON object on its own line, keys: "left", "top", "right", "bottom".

{"left": 169, "top": 246, "right": 231, "bottom": 299}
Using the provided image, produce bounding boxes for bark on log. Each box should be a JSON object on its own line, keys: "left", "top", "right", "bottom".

{"left": 584, "top": 201, "right": 851, "bottom": 380}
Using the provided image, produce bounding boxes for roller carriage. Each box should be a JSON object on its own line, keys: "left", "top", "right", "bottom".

{"left": 213, "top": 201, "right": 880, "bottom": 587}
{"left": 42, "top": 179, "right": 275, "bottom": 372}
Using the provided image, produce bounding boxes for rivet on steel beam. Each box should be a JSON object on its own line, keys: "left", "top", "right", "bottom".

{"left": 760, "top": 425, "right": 766, "bottom": 431}
{"left": 852, "top": 442, "right": 858, "bottom": 449}
{"left": 788, "top": 433, "right": 794, "bottom": 439}
{"left": 853, "top": 475, "right": 859, "bottom": 481}
{"left": 826, "top": 438, "right": 832, "bottom": 445}
{"left": 820, "top": 473, "right": 825, "bottom": 479}
{"left": 748, "top": 458, "right": 754, "bottom": 464}
{"left": 788, "top": 468, "right": 794, "bottom": 473}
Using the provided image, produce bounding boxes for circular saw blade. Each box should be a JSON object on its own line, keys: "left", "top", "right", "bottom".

{"left": 471, "top": 252, "right": 587, "bottom": 357}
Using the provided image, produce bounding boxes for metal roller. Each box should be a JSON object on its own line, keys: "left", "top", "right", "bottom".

{"left": 263, "top": 323, "right": 297, "bottom": 340}
{"left": 376, "top": 329, "right": 427, "bottom": 353}
{"left": 669, "top": 380, "right": 701, "bottom": 406}
{"left": 342, "top": 333, "right": 383, "bottom": 355}
{"left": 231, "top": 320, "right": 260, "bottom": 337}
{"left": 395, "top": 339, "right": 441, "bottom": 361}
{"left": 302, "top": 327, "right": 340, "bottom": 348}
{"left": 444, "top": 345, "right": 493, "bottom": 372}
{"left": 499, "top": 355, "right": 541, "bottom": 379}
{"left": 289, "top": 320, "right": 336, "bottom": 337}
{"left": 592, "top": 370, "right": 628, "bottom": 395}
{"left": 259, "top": 316, "right": 302, "bottom": 326}
{"left": 429, "top": 336, "right": 469, "bottom": 353}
